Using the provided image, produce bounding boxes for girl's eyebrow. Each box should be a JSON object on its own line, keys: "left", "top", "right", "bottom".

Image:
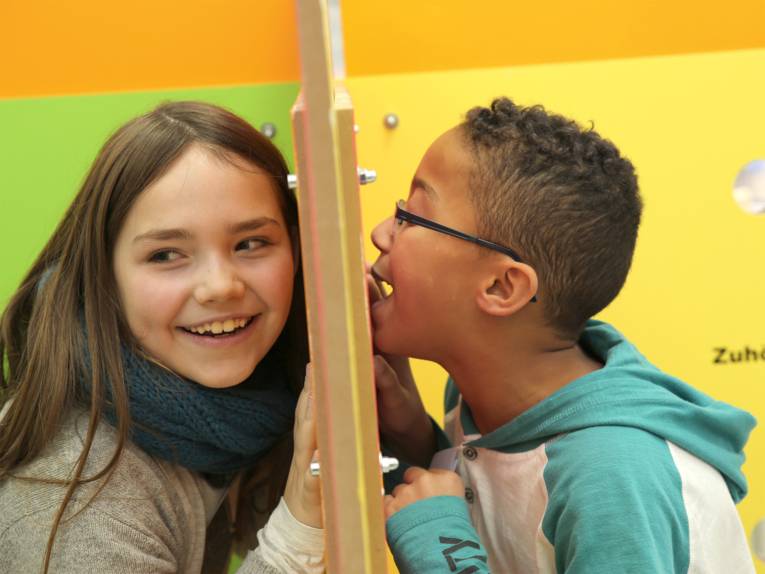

{"left": 133, "top": 228, "right": 192, "bottom": 243}
{"left": 133, "top": 217, "right": 281, "bottom": 244}
{"left": 227, "top": 217, "right": 281, "bottom": 234}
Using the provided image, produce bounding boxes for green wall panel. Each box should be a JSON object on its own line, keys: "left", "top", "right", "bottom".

{"left": 0, "top": 83, "right": 300, "bottom": 306}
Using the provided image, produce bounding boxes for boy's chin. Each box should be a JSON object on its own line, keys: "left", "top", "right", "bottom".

{"left": 372, "top": 332, "right": 395, "bottom": 355}
{"left": 373, "top": 329, "right": 414, "bottom": 358}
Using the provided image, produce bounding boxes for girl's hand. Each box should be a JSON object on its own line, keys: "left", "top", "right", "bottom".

{"left": 384, "top": 467, "right": 465, "bottom": 519}
{"left": 283, "top": 364, "right": 323, "bottom": 528}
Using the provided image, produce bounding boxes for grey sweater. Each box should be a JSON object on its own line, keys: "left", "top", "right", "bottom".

{"left": 0, "top": 409, "right": 324, "bottom": 574}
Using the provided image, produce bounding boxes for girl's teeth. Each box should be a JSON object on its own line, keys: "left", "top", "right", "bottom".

{"left": 188, "top": 318, "right": 250, "bottom": 335}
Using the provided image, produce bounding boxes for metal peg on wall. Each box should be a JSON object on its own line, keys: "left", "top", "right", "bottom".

{"left": 260, "top": 122, "right": 277, "bottom": 139}
{"left": 383, "top": 113, "right": 399, "bottom": 130}
{"left": 288, "top": 168, "right": 376, "bottom": 190}
{"left": 733, "top": 159, "right": 765, "bottom": 215}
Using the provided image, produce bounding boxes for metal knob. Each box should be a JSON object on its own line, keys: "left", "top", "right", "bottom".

{"left": 260, "top": 122, "right": 277, "bottom": 139}
{"left": 358, "top": 167, "right": 377, "bottom": 185}
{"left": 733, "top": 159, "right": 765, "bottom": 215}
{"left": 287, "top": 168, "right": 376, "bottom": 190}
{"left": 310, "top": 453, "right": 399, "bottom": 476}
{"left": 380, "top": 455, "right": 399, "bottom": 473}
{"left": 383, "top": 113, "right": 399, "bottom": 130}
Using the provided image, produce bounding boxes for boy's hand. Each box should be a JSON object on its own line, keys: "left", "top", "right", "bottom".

{"left": 373, "top": 355, "right": 436, "bottom": 467}
{"left": 284, "top": 364, "right": 322, "bottom": 528}
{"left": 366, "top": 268, "right": 437, "bottom": 467}
{"left": 384, "top": 467, "right": 465, "bottom": 518}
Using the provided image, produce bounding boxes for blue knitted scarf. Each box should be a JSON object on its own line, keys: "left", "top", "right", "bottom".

{"left": 34, "top": 262, "right": 297, "bottom": 477}
{"left": 83, "top": 343, "right": 298, "bottom": 476}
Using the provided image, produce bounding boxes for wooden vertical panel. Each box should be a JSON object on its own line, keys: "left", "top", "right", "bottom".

{"left": 291, "top": 0, "right": 387, "bottom": 572}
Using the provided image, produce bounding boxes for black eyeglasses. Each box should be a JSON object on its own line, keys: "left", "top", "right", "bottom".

{"left": 394, "top": 200, "right": 537, "bottom": 302}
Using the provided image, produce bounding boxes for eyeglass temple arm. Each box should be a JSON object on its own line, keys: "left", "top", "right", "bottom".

{"left": 396, "top": 209, "right": 537, "bottom": 303}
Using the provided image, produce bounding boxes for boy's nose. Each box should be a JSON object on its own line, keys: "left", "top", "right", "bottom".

{"left": 194, "top": 261, "right": 246, "bottom": 304}
{"left": 371, "top": 216, "right": 394, "bottom": 253}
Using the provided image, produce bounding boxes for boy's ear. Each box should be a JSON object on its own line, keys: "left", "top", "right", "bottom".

{"left": 476, "top": 261, "right": 538, "bottom": 317}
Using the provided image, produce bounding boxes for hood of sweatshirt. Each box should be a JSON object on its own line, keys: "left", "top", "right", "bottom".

{"left": 456, "top": 320, "right": 756, "bottom": 502}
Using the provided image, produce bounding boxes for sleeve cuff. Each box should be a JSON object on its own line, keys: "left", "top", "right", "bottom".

{"left": 247, "top": 497, "right": 324, "bottom": 573}
{"left": 386, "top": 495, "right": 472, "bottom": 546}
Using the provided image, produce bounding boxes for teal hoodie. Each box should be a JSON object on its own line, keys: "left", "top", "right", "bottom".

{"left": 387, "top": 321, "right": 756, "bottom": 573}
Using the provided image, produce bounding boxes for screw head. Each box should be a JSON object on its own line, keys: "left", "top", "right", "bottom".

{"left": 358, "top": 168, "right": 377, "bottom": 185}
{"left": 260, "top": 122, "right": 277, "bottom": 139}
{"left": 733, "top": 159, "right": 765, "bottom": 215}
{"left": 380, "top": 455, "right": 399, "bottom": 473}
{"left": 383, "top": 113, "right": 399, "bottom": 130}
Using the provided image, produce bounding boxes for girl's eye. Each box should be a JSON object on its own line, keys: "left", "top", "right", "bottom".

{"left": 148, "top": 250, "right": 182, "bottom": 263}
{"left": 236, "top": 238, "right": 271, "bottom": 252}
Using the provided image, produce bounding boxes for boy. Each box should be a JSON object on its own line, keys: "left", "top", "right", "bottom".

{"left": 368, "top": 98, "right": 756, "bottom": 573}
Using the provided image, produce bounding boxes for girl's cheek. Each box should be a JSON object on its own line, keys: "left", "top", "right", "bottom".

{"left": 122, "top": 274, "right": 188, "bottom": 328}
{"left": 252, "top": 252, "right": 295, "bottom": 287}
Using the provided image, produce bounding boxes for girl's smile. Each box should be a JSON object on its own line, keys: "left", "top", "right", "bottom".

{"left": 181, "top": 315, "right": 254, "bottom": 336}
{"left": 178, "top": 314, "right": 259, "bottom": 347}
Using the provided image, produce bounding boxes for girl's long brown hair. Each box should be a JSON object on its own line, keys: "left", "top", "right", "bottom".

{"left": 0, "top": 101, "right": 308, "bottom": 571}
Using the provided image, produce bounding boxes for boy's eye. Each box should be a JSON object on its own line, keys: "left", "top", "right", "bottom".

{"left": 236, "top": 237, "right": 271, "bottom": 252}
{"left": 148, "top": 250, "right": 182, "bottom": 263}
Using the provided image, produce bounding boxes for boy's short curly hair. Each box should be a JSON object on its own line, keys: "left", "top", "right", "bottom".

{"left": 462, "top": 97, "right": 642, "bottom": 338}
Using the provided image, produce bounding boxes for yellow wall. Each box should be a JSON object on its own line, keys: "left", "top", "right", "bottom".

{"left": 348, "top": 48, "right": 765, "bottom": 569}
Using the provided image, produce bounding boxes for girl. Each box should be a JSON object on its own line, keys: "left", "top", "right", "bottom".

{"left": 0, "top": 102, "right": 324, "bottom": 573}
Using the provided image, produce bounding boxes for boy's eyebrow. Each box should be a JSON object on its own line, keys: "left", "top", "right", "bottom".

{"left": 133, "top": 217, "right": 281, "bottom": 243}
{"left": 411, "top": 177, "right": 439, "bottom": 200}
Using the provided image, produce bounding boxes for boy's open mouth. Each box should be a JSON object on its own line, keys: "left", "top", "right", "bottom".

{"left": 370, "top": 267, "right": 393, "bottom": 299}
{"left": 180, "top": 316, "right": 255, "bottom": 337}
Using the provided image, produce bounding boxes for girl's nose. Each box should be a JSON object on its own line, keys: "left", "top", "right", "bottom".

{"left": 193, "top": 260, "right": 246, "bottom": 304}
